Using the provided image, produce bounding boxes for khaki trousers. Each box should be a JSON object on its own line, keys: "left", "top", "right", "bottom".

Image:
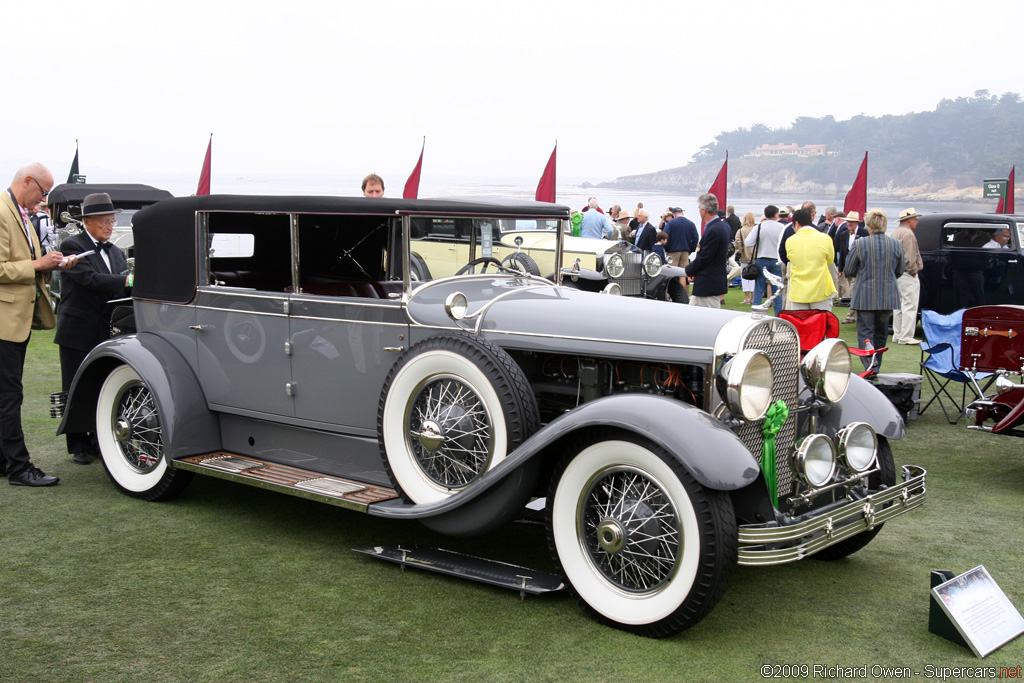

{"left": 892, "top": 272, "right": 920, "bottom": 342}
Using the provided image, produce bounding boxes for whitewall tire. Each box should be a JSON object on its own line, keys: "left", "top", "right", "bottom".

{"left": 96, "top": 365, "right": 192, "bottom": 501}
{"left": 379, "top": 334, "right": 538, "bottom": 504}
{"left": 547, "top": 431, "right": 736, "bottom": 637}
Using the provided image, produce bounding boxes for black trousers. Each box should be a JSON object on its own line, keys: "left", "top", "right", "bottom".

{"left": 0, "top": 337, "right": 31, "bottom": 476}
{"left": 60, "top": 345, "right": 96, "bottom": 455}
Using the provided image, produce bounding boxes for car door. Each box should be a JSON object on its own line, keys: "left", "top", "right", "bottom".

{"left": 195, "top": 212, "right": 295, "bottom": 417}
{"left": 286, "top": 212, "right": 409, "bottom": 432}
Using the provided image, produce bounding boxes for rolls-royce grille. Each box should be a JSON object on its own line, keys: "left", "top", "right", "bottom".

{"left": 736, "top": 320, "right": 800, "bottom": 497}
{"left": 610, "top": 251, "right": 644, "bottom": 297}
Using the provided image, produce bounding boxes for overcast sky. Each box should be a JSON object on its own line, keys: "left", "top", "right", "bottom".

{"left": 5, "top": 0, "right": 1021, "bottom": 190}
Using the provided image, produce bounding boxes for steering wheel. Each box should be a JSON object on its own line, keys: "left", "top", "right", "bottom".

{"left": 455, "top": 257, "right": 508, "bottom": 276}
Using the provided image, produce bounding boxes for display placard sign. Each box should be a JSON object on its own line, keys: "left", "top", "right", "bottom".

{"left": 931, "top": 565, "right": 1024, "bottom": 657}
{"left": 984, "top": 178, "right": 1008, "bottom": 199}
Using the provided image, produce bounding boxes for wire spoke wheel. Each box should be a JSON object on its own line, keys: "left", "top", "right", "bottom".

{"left": 96, "top": 365, "right": 192, "bottom": 501}
{"left": 407, "top": 374, "right": 493, "bottom": 488}
{"left": 380, "top": 334, "right": 539, "bottom": 505}
{"left": 548, "top": 431, "right": 736, "bottom": 637}
{"left": 112, "top": 380, "right": 164, "bottom": 472}
{"left": 582, "top": 466, "right": 681, "bottom": 592}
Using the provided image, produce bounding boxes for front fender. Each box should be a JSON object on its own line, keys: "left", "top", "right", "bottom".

{"left": 58, "top": 332, "right": 221, "bottom": 460}
{"left": 819, "top": 373, "right": 906, "bottom": 440}
{"left": 370, "top": 394, "right": 761, "bottom": 524}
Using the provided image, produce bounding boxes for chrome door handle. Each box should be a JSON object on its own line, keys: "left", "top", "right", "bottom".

{"left": 189, "top": 325, "right": 205, "bottom": 331}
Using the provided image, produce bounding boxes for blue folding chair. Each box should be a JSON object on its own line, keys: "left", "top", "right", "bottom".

{"left": 919, "top": 309, "right": 991, "bottom": 423}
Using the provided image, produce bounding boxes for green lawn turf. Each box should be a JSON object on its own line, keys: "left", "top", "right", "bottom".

{"left": 2, "top": 299, "right": 1022, "bottom": 682}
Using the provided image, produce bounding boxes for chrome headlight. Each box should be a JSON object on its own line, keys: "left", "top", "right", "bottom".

{"left": 605, "top": 253, "right": 625, "bottom": 279}
{"left": 643, "top": 251, "right": 663, "bottom": 278}
{"left": 716, "top": 349, "right": 774, "bottom": 420}
{"left": 444, "top": 291, "right": 468, "bottom": 320}
{"left": 602, "top": 282, "right": 622, "bottom": 295}
{"left": 801, "top": 338, "right": 851, "bottom": 402}
{"left": 791, "top": 433, "right": 837, "bottom": 487}
{"left": 836, "top": 422, "right": 877, "bottom": 472}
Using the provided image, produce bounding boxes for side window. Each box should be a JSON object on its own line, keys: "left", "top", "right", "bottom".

{"left": 295, "top": 214, "right": 391, "bottom": 298}
{"left": 207, "top": 213, "right": 292, "bottom": 291}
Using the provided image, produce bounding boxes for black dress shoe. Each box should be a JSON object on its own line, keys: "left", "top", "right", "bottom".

{"left": 8, "top": 467, "right": 60, "bottom": 487}
{"left": 72, "top": 452, "right": 93, "bottom": 465}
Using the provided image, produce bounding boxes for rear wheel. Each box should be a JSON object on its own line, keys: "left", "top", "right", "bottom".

{"left": 813, "top": 437, "right": 897, "bottom": 560}
{"left": 95, "top": 365, "right": 192, "bottom": 501}
{"left": 547, "top": 431, "right": 736, "bottom": 637}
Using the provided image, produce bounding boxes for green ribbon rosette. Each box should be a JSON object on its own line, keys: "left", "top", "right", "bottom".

{"left": 761, "top": 400, "right": 789, "bottom": 508}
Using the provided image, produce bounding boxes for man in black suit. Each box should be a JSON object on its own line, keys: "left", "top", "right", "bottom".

{"left": 682, "top": 193, "right": 731, "bottom": 308}
{"left": 54, "top": 193, "right": 131, "bottom": 465}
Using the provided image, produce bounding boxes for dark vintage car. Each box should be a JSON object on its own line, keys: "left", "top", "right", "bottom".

{"left": 48, "top": 182, "right": 174, "bottom": 256}
{"left": 58, "top": 195, "right": 926, "bottom": 637}
{"left": 917, "top": 213, "right": 1024, "bottom": 314}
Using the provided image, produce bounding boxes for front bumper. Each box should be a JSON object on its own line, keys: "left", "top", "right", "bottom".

{"left": 737, "top": 465, "right": 926, "bottom": 566}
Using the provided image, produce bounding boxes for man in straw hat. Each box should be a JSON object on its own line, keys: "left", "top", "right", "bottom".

{"left": 1, "top": 162, "right": 69, "bottom": 486}
{"left": 835, "top": 211, "right": 868, "bottom": 323}
{"left": 890, "top": 208, "right": 924, "bottom": 344}
{"left": 55, "top": 192, "right": 132, "bottom": 465}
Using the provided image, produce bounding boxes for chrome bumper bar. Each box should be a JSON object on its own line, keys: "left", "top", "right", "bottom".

{"left": 737, "top": 465, "right": 926, "bottom": 566}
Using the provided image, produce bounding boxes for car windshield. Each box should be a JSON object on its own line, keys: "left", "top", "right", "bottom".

{"left": 411, "top": 216, "right": 568, "bottom": 280}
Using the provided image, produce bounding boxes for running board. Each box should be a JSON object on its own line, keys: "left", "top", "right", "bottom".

{"left": 354, "top": 545, "right": 565, "bottom": 598}
{"left": 174, "top": 453, "right": 397, "bottom": 512}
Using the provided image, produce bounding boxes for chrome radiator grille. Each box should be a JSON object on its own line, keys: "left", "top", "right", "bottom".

{"left": 611, "top": 251, "right": 644, "bottom": 297}
{"left": 736, "top": 320, "right": 800, "bottom": 497}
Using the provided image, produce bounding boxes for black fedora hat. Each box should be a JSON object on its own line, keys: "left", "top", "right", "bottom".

{"left": 81, "top": 192, "right": 123, "bottom": 217}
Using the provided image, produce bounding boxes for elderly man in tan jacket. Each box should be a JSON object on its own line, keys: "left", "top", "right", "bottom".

{"left": 890, "top": 208, "right": 925, "bottom": 344}
{"left": 1, "top": 163, "right": 73, "bottom": 486}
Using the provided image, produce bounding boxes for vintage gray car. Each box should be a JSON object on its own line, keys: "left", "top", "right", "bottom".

{"left": 59, "top": 195, "right": 926, "bottom": 637}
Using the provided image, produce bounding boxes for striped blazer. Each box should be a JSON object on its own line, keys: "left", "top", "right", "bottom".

{"left": 845, "top": 233, "right": 905, "bottom": 311}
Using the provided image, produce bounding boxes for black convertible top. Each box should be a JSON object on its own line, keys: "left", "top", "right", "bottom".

{"left": 132, "top": 194, "right": 571, "bottom": 303}
{"left": 47, "top": 183, "right": 174, "bottom": 206}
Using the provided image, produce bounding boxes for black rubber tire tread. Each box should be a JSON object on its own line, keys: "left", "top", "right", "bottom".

{"left": 812, "top": 436, "right": 897, "bottom": 561}
{"left": 546, "top": 428, "right": 737, "bottom": 638}
{"left": 666, "top": 278, "right": 689, "bottom": 304}
{"left": 377, "top": 332, "right": 540, "bottom": 502}
{"left": 410, "top": 252, "right": 432, "bottom": 281}
{"left": 104, "top": 461, "right": 194, "bottom": 502}
{"left": 501, "top": 252, "right": 541, "bottom": 276}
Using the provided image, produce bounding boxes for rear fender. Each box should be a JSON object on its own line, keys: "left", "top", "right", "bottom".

{"left": 58, "top": 333, "right": 221, "bottom": 460}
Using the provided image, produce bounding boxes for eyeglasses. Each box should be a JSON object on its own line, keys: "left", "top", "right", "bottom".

{"left": 30, "top": 177, "right": 50, "bottom": 198}
{"left": 91, "top": 217, "right": 117, "bottom": 227}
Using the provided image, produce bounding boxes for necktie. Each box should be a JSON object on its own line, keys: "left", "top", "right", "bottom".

{"left": 98, "top": 241, "right": 112, "bottom": 252}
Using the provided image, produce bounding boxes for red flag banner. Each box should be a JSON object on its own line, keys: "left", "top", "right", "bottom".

{"left": 843, "top": 152, "right": 868, "bottom": 219}
{"left": 535, "top": 143, "right": 557, "bottom": 203}
{"left": 996, "top": 165, "right": 1015, "bottom": 214}
{"left": 706, "top": 155, "right": 728, "bottom": 227}
{"left": 196, "top": 135, "right": 212, "bottom": 196}
{"left": 403, "top": 138, "right": 425, "bottom": 199}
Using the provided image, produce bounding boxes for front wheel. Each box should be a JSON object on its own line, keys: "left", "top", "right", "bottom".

{"left": 665, "top": 278, "right": 689, "bottom": 304}
{"left": 547, "top": 431, "right": 736, "bottom": 637}
{"left": 96, "top": 365, "right": 192, "bottom": 501}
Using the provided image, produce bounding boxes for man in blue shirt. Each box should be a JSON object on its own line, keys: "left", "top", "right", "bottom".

{"left": 579, "top": 199, "right": 614, "bottom": 239}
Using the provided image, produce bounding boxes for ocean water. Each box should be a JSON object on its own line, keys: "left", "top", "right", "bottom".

{"left": 153, "top": 172, "right": 994, "bottom": 227}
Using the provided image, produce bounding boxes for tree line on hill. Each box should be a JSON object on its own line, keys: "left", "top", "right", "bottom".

{"left": 690, "top": 90, "right": 1021, "bottom": 189}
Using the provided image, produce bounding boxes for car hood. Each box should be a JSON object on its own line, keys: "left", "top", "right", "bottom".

{"left": 406, "top": 277, "right": 748, "bottom": 365}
